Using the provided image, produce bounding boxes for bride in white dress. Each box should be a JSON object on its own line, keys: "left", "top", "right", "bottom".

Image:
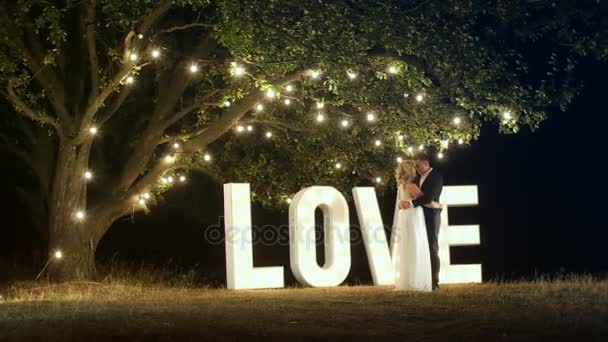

{"left": 390, "top": 160, "right": 439, "bottom": 292}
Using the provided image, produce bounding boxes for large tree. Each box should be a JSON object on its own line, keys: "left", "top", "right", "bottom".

{"left": 0, "top": 0, "right": 603, "bottom": 280}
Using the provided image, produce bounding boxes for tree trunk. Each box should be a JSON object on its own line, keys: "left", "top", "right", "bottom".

{"left": 46, "top": 140, "right": 101, "bottom": 281}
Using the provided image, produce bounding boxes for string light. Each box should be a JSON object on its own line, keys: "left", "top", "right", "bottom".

{"left": 189, "top": 63, "right": 198, "bottom": 73}
{"left": 53, "top": 250, "right": 63, "bottom": 259}
{"left": 453, "top": 117, "right": 461, "bottom": 125}
{"left": 347, "top": 71, "right": 357, "bottom": 79}
{"left": 161, "top": 177, "right": 168, "bottom": 184}
{"left": 438, "top": 152, "right": 444, "bottom": 159}
{"left": 172, "top": 143, "right": 180, "bottom": 149}
{"left": 246, "top": 125, "right": 253, "bottom": 132}
{"left": 403, "top": 93, "right": 410, "bottom": 98}
{"left": 151, "top": 49, "right": 160, "bottom": 59}
{"left": 441, "top": 140, "right": 449, "bottom": 148}
{"left": 407, "top": 146, "right": 414, "bottom": 153}
{"left": 316, "top": 102, "right": 324, "bottom": 109}
{"left": 503, "top": 111, "right": 512, "bottom": 120}
{"left": 310, "top": 70, "right": 321, "bottom": 79}
{"left": 285, "top": 85, "right": 294, "bottom": 92}
{"left": 138, "top": 198, "right": 146, "bottom": 205}
{"left": 396, "top": 157, "right": 403, "bottom": 163}
{"left": 142, "top": 193, "right": 151, "bottom": 200}
{"left": 335, "top": 162, "right": 342, "bottom": 169}
{"left": 374, "top": 139, "right": 382, "bottom": 147}
{"left": 224, "top": 100, "right": 231, "bottom": 107}
{"left": 89, "top": 126, "right": 98, "bottom": 135}
{"left": 138, "top": 34, "right": 144, "bottom": 39}
{"left": 236, "top": 125, "right": 245, "bottom": 133}
{"left": 416, "top": 94, "right": 424, "bottom": 102}
{"left": 179, "top": 175, "right": 186, "bottom": 182}
{"left": 233, "top": 65, "right": 245, "bottom": 76}
{"left": 286, "top": 198, "right": 292, "bottom": 204}
{"left": 284, "top": 99, "right": 291, "bottom": 105}
{"left": 375, "top": 177, "right": 382, "bottom": 183}
{"left": 164, "top": 155, "right": 175, "bottom": 163}
{"left": 388, "top": 66, "right": 398, "bottom": 74}
{"left": 255, "top": 104, "right": 264, "bottom": 111}
{"left": 316, "top": 113, "right": 325, "bottom": 122}
{"left": 84, "top": 171, "right": 93, "bottom": 180}
{"left": 167, "top": 176, "right": 174, "bottom": 183}
{"left": 204, "top": 153, "right": 212, "bottom": 161}
{"left": 341, "top": 119, "right": 349, "bottom": 127}
{"left": 398, "top": 135, "right": 404, "bottom": 141}
{"left": 458, "top": 138, "right": 464, "bottom": 145}
{"left": 418, "top": 144, "right": 425, "bottom": 150}
{"left": 129, "top": 53, "right": 138, "bottom": 62}
{"left": 265, "top": 131, "right": 273, "bottom": 138}
{"left": 367, "top": 112, "right": 375, "bottom": 122}
{"left": 125, "top": 76, "right": 135, "bottom": 85}
{"left": 74, "top": 210, "right": 85, "bottom": 221}
{"left": 265, "top": 89, "right": 276, "bottom": 99}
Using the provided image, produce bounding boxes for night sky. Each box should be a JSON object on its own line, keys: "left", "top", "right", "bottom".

{"left": 1, "top": 58, "right": 606, "bottom": 285}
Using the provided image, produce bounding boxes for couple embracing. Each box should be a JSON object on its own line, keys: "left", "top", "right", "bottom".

{"left": 391, "top": 153, "right": 443, "bottom": 292}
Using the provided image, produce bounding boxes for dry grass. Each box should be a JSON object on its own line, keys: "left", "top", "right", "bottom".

{"left": 1, "top": 275, "right": 607, "bottom": 341}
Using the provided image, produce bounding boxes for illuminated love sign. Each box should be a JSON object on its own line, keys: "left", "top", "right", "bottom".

{"left": 223, "top": 183, "right": 481, "bottom": 290}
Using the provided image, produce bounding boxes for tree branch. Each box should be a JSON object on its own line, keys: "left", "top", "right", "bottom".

{"left": 367, "top": 47, "right": 441, "bottom": 87}
{"left": 243, "top": 119, "right": 311, "bottom": 133}
{"left": 84, "top": 0, "right": 100, "bottom": 105}
{"left": 4, "top": 84, "right": 64, "bottom": 140}
{"left": 159, "top": 22, "right": 216, "bottom": 34}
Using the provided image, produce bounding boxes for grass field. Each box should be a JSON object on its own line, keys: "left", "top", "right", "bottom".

{"left": 1, "top": 277, "right": 607, "bottom": 341}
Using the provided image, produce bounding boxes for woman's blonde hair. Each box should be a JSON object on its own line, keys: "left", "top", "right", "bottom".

{"left": 394, "top": 160, "right": 417, "bottom": 185}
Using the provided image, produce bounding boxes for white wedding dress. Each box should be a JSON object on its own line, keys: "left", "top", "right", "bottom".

{"left": 390, "top": 183, "right": 433, "bottom": 292}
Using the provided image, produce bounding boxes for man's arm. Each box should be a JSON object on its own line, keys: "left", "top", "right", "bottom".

{"left": 412, "top": 172, "right": 443, "bottom": 208}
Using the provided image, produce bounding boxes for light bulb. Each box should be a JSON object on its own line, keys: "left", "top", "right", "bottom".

{"left": 347, "top": 71, "right": 357, "bottom": 79}
{"left": 375, "top": 177, "right": 382, "bottom": 183}
{"left": 407, "top": 147, "right": 414, "bottom": 153}
{"left": 335, "top": 163, "right": 342, "bottom": 169}
{"left": 341, "top": 119, "right": 349, "bottom": 127}
{"left": 224, "top": 101, "right": 231, "bottom": 107}
{"left": 284, "top": 99, "right": 291, "bottom": 105}
{"left": 151, "top": 49, "right": 160, "bottom": 59}
{"left": 84, "top": 171, "right": 93, "bottom": 180}
{"left": 125, "top": 76, "right": 134, "bottom": 84}
{"left": 172, "top": 143, "right": 180, "bottom": 149}
{"left": 398, "top": 135, "right": 404, "bottom": 141}
{"left": 375, "top": 139, "right": 381, "bottom": 146}
{"left": 316, "top": 102, "right": 324, "bottom": 109}
{"left": 129, "top": 53, "right": 138, "bottom": 62}
{"left": 138, "top": 34, "right": 144, "bottom": 39}
{"left": 53, "top": 250, "right": 63, "bottom": 259}
{"left": 204, "top": 153, "right": 212, "bottom": 161}
{"left": 265, "top": 90, "right": 276, "bottom": 98}
{"left": 416, "top": 94, "right": 424, "bottom": 102}
{"left": 367, "top": 113, "right": 375, "bottom": 122}
{"left": 246, "top": 125, "right": 253, "bottom": 131}
{"left": 458, "top": 138, "right": 464, "bottom": 145}
{"left": 453, "top": 117, "right": 462, "bottom": 125}
{"left": 316, "top": 114, "right": 325, "bottom": 122}
{"left": 179, "top": 175, "right": 186, "bottom": 182}
{"left": 285, "top": 85, "right": 293, "bottom": 92}
{"left": 265, "top": 131, "right": 272, "bottom": 138}
{"left": 388, "top": 66, "right": 397, "bottom": 74}
{"left": 418, "top": 145, "right": 424, "bottom": 150}
{"left": 286, "top": 198, "right": 292, "bottom": 204}
{"left": 190, "top": 64, "right": 198, "bottom": 73}
{"left": 142, "top": 193, "right": 151, "bottom": 199}
{"left": 441, "top": 140, "right": 449, "bottom": 148}
{"left": 255, "top": 104, "right": 264, "bottom": 111}
{"left": 167, "top": 176, "right": 174, "bottom": 183}
{"left": 89, "top": 126, "right": 98, "bottom": 135}
{"left": 438, "top": 152, "right": 444, "bottom": 159}
{"left": 75, "top": 211, "right": 85, "bottom": 221}
{"left": 233, "top": 65, "right": 245, "bottom": 76}
{"left": 236, "top": 125, "right": 245, "bottom": 133}
{"left": 403, "top": 93, "right": 410, "bottom": 98}
{"left": 138, "top": 198, "right": 146, "bottom": 205}
{"left": 396, "top": 157, "right": 403, "bottom": 163}
{"left": 503, "top": 111, "right": 512, "bottom": 120}
{"left": 164, "top": 155, "right": 174, "bottom": 163}
{"left": 310, "top": 70, "right": 320, "bottom": 78}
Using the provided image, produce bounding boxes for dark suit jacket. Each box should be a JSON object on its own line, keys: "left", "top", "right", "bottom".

{"left": 413, "top": 169, "right": 443, "bottom": 210}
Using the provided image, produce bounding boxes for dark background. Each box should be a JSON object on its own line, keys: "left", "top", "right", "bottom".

{"left": 1, "top": 59, "right": 606, "bottom": 285}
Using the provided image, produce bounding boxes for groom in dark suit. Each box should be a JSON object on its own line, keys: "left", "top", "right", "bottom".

{"left": 402, "top": 153, "right": 443, "bottom": 290}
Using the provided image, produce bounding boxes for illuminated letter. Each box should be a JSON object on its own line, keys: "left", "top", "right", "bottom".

{"left": 224, "top": 183, "right": 284, "bottom": 290}
{"left": 289, "top": 186, "right": 351, "bottom": 287}
{"left": 352, "top": 187, "right": 394, "bottom": 285}
{"left": 439, "top": 186, "right": 482, "bottom": 284}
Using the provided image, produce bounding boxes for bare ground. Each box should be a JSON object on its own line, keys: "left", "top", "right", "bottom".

{"left": 1, "top": 279, "right": 607, "bottom": 341}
